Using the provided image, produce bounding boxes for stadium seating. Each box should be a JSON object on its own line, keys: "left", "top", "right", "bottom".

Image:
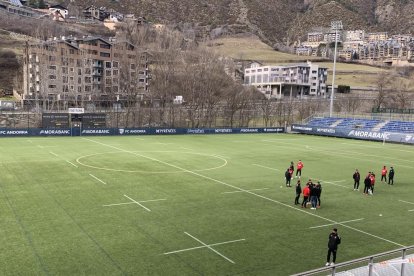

{"left": 380, "top": 121, "right": 414, "bottom": 133}
{"left": 307, "top": 117, "right": 414, "bottom": 133}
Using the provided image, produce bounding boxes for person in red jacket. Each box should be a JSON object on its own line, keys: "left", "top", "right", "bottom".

{"left": 370, "top": 173, "right": 376, "bottom": 194}
{"left": 301, "top": 183, "right": 310, "bottom": 208}
{"left": 381, "top": 166, "right": 387, "bottom": 182}
{"left": 296, "top": 160, "right": 304, "bottom": 178}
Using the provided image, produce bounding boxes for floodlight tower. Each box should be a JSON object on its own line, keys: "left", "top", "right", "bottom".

{"left": 329, "top": 20, "right": 343, "bottom": 117}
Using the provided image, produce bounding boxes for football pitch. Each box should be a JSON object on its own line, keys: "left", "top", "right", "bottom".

{"left": 0, "top": 134, "right": 413, "bottom": 275}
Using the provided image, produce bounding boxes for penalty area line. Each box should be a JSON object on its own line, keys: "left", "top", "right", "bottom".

{"left": 309, "top": 218, "right": 364, "bottom": 229}
{"left": 66, "top": 160, "right": 78, "bottom": 168}
{"left": 89, "top": 174, "right": 107, "bottom": 185}
{"left": 252, "top": 164, "right": 279, "bottom": 171}
{"left": 49, "top": 151, "right": 59, "bottom": 157}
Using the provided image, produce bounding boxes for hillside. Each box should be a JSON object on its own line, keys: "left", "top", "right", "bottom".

{"left": 74, "top": 0, "right": 414, "bottom": 45}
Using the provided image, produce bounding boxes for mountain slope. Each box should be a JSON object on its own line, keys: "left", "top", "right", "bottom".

{"left": 74, "top": 0, "right": 414, "bottom": 44}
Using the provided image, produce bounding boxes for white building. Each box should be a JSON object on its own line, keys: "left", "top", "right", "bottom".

{"left": 345, "top": 30, "right": 365, "bottom": 42}
{"left": 244, "top": 61, "right": 328, "bottom": 99}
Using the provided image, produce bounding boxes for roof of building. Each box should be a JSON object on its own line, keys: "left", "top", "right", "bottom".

{"left": 49, "top": 4, "right": 67, "bottom": 10}
{"left": 9, "top": 0, "right": 23, "bottom": 7}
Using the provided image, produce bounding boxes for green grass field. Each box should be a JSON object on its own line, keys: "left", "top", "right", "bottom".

{"left": 1, "top": 134, "right": 413, "bottom": 275}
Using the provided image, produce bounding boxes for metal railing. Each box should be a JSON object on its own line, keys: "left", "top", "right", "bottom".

{"left": 291, "top": 245, "right": 414, "bottom": 276}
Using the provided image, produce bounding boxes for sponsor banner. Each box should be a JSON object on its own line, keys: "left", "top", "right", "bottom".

{"left": 38, "top": 129, "right": 71, "bottom": 136}
{"left": 291, "top": 124, "right": 414, "bottom": 144}
{"left": 117, "top": 128, "right": 285, "bottom": 135}
{"left": 68, "top": 108, "right": 84, "bottom": 114}
{"left": 0, "top": 129, "right": 72, "bottom": 136}
{"left": 81, "top": 128, "right": 113, "bottom": 136}
{"left": 0, "top": 127, "right": 285, "bottom": 137}
{"left": 0, "top": 129, "right": 30, "bottom": 136}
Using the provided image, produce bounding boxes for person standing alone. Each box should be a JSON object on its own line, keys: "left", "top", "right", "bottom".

{"left": 381, "top": 166, "right": 387, "bottom": 182}
{"left": 388, "top": 167, "right": 395, "bottom": 185}
{"left": 326, "top": 228, "right": 341, "bottom": 266}
{"left": 353, "top": 169, "right": 360, "bottom": 191}
{"left": 296, "top": 160, "right": 304, "bottom": 178}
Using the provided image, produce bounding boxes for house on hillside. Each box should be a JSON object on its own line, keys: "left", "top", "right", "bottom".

{"left": 49, "top": 4, "right": 67, "bottom": 18}
{"left": 83, "top": 5, "right": 109, "bottom": 21}
{"left": 0, "top": 0, "right": 38, "bottom": 17}
{"left": 244, "top": 61, "right": 328, "bottom": 99}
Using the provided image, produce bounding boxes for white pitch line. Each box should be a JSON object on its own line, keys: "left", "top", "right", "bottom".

{"left": 124, "top": 194, "right": 151, "bottom": 212}
{"left": 66, "top": 160, "right": 78, "bottom": 168}
{"left": 103, "top": 198, "right": 166, "bottom": 207}
{"left": 252, "top": 164, "right": 280, "bottom": 171}
{"left": 180, "top": 147, "right": 193, "bottom": 151}
{"left": 103, "top": 202, "right": 135, "bottom": 207}
{"left": 83, "top": 138, "right": 405, "bottom": 247}
{"left": 409, "top": 209, "right": 414, "bottom": 212}
{"left": 399, "top": 200, "right": 414, "bottom": 205}
{"left": 312, "top": 178, "right": 348, "bottom": 189}
{"left": 331, "top": 180, "right": 346, "bottom": 183}
{"left": 37, "top": 145, "right": 44, "bottom": 149}
{"left": 49, "top": 151, "right": 59, "bottom": 157}
{"left": 136, "top": 138, "right": 145, "bottom": 140}
{"left": 223, "top": 188, "right": 269, "bottom": 194}
{"left": 184, "top": 232, "right": 235, "bottom": 264}
{"left": 89, "top": 174, "right": 107, "bottom": 185}
{"left": 164, "top": 238, "right": 246, "bottom": 255}
{"left": 139, "top": 199, "right": 167, "bottom": 203}
{"left": 310, "top": 218, "right": 365, "bottom": 229}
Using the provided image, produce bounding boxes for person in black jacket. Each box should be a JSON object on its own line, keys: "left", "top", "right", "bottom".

{"left": 326, "top": 228, "right": 341, "bottom": 266}
{"left": 285, "top": 168, "right": 292, "bottom": 187}
{"left": 315, "top": 182, "right": 322, "bottom": 208}
{"left": 353, "top": 169, "right": 360, "bottom": 191}
{"left": 388, "top": 167, "right": 395, "bottom": 185}
{"left": 294, "top": 180, "right": 301, "bottom": 204}
{"left": 363, "top": 173, "right": 371, "bottom": 195}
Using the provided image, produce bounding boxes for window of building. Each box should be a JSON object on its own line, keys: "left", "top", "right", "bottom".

{"left": 113, "top": 61, "right": 119, "bottom": 68}
{"left": 78, "top": 86, "right": 82, "bottom": 93}
{"left": 48, "top": 85, "right": 56, "bottom": 88}
{"left": 244, "top": 76, "right": 250, "bottom": 84}
{"left": 264, "top": 68, "right": 268, "bottom": 71}
{"left": 105, "top": 61, "right": 111, "bottom": 68}
{"left": 62, "top": 76, "right": 68, "bottom": 83}
{"left": 69, "top": 49, "right": 75, "bottom": 54}
{"left": 49, "top": 56, "right": 56, "bottom": 62}
{"left": 78, "top": 77, "right": 82, "bottom": 84}
{"left": 113, "top": 86, "right": 118, "bottom": 92}
{"left": 100, "top": 52, "right": 110, "bottom": 58}
{"left": 49, "top": 75, "right": 56, "bottom": 80}
{"left": 100, "top": 44, "right": 111, "bottom": 49}
{"left": 49, "top": 65, "right": 56, "bottom": 70}
{"left": 62, "top": 67, "right": 68, "bottom": 74}
{"left": 105, "top": 87, "right": 111, "bottom": 93}
{"left": 251, "top": 75, "right": 256, "bottom": 83}
{"left": 85, "top": 85, "right": 91, "bottom": 92}
{"left": 105, "top": 70, "right": 111, "bottom": 76}
{"left": 70, "top": 67, "right": 74, "bottom": 73}
{"left": 130, "top": 64, "right": 136, "bottom": 70}
{"left": 257, "top": 75, "right": 262, "bottom": 83}
{"left": 85, "top": 68, "right": 91, "bottom": 74}
{"left": 106, "top": 78, "right": 112, "bottom": 85}
{"left": 263, "top": 75, "right": 268, "bottom": 82}
{"left": 70, "top": 77, "right": 74, "bottom": 81}
{"left": 85, "top": 77, "right": 91, "bottom": 83}
{"left": 113, "top": 78, "right": 118, "bottom": 84}
{"left": 113, "top": 70, "right": 118, "bottom": 76}
{"left": 61, "top": 48, "right": 66, "bottom": 55}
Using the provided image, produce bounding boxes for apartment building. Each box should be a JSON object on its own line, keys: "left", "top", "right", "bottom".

{"left": 23, "top": 36, "right": 150, "bottom": 106}
{"left": 345, "top": 30, "right": 365, "bottom": 42}
{"left": 244, "top": 62, "right": 328, "bottom": 99}
{"left": 367, "top": 32, "right": 388, "bottom": 42}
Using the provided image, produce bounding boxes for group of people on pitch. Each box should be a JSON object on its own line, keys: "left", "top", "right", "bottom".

{"left": 352, "top": 165, "right": 395, "bottom": 195}
{"left": 285, "top": 160, "right": 323, "bottom": 210}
